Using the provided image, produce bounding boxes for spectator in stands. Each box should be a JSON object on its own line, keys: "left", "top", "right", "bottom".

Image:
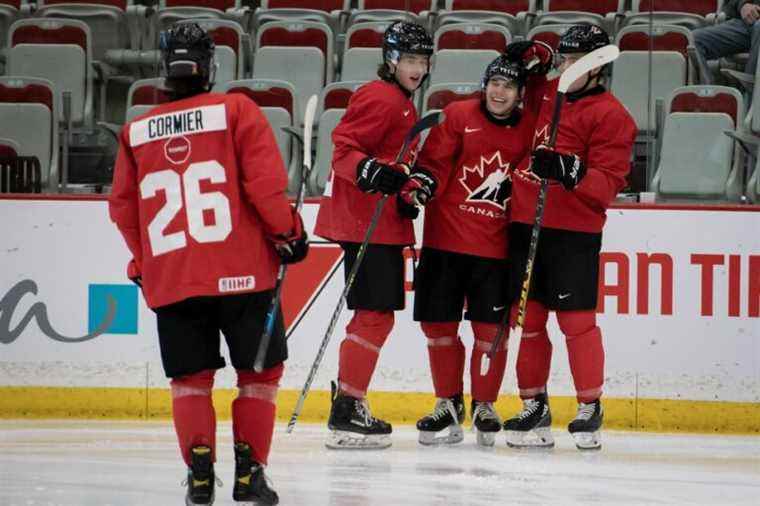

{"left": 694, "top": 0, "right": 760, "bottom": 78}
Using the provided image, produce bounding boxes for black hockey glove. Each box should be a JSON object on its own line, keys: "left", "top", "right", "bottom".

{"left": 272, "top": 208, "right": 309, "bottom": 264}
{"left": 356, "top": 157, "right": 409, "bottom": 195}
{"left": 397, "top": 167, "right": 437, "bottom": 219}
{"left": 399, "top": 167, "right": 437, "bottom": 206}
{"left": 505, "top": 40, "right": 554, "bottom": 75}
{"left": 396, "top": 194, "right": 420, "bottom": 219}
{"left": 531, "top": 147, "right": 587, "bottom": 190}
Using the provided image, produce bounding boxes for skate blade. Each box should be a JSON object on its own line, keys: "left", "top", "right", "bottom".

{"left": 325, "top": 430, "right": 392, "bottom": 450}
{"left": 418, "top": 424, "right": 464, "bottom": 446}
{"left": 571, "top": 430, "right": 602, "bottom": 451}
{"left": 475, "top": 429, "right": 498, "bottom": 447}
{"left": 186, "top": 494, "right": 214, "bottom": 506}
{"left": 505, "top": 427, "right": 554, "bottom": 449}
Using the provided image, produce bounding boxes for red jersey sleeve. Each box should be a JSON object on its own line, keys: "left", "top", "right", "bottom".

{"left": 331, "top": 88, "right": 396, "bottom": 183}
{"left": 574, "top": 105, "right": 637, "bottom": 210}
{"left": 109, "top": 126, "right": 143, "bottom": 274}
{"left": 523, "top": 74, "right": 552, "bottom": 118}
{"left": 233, "top": 96, "right": 294, "bottom": 237}
{"left": 416, "top": 103, "right": 463, "bottom": 196}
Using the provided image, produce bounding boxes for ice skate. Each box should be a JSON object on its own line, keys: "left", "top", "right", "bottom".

{"left": 471, "top": 400, "right": 501, "bottom": 447}
{"left": 503, "top": 393, "right": 554, "bottom": 449}
{"left": 416, "top": 394, "right": 465, "bottom": 445}
{"left": 326, "top": 382, "right": 392, "bottom": 450}
{"left": 568, "top": 399, "right": 603, "bottom": 451}
{"left": 184, "top": 445, "right": 217, "bottom": 506}
{"left": 232, "top": 442, "right": 279, "bottom": 505}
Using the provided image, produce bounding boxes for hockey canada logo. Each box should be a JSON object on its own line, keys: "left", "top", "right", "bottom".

{"left": 459, "top": 151, "right": 511, "bottom": 210}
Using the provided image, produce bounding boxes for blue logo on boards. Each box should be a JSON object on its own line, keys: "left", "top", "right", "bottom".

{"left": 88, "top": 284, "right": 138, "bottom": 335}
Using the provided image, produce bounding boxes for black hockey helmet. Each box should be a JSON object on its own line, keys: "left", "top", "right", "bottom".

{"left": 557, "top": 24, "right": 610, "bottom": 54}
{"left": 382, "top": 21, "right": 434, "bottom": 65}
{"left": 160, "top": 22, "right": 215, "bottom": 91}
{"left": 482, "top": 54, "right": 527, "bottom": 90}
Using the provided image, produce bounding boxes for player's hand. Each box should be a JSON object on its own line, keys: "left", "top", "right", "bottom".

{"left": 356, "top": 157, "right": 409, "bottom": 195}
{"left": 505, "top": 40, "right": 554, "bottom": 75}
{"left": 531, "top": 146, "right": 587, "bottom": 190}
{"left": 741, "top": 3, "right": 760, "bottom": 24}
{"left": 396, "top": 194, "right": 420, "bottom": 219}
{"left": 399, "top": 167, "right": 437, "bottom": 207}
{"left": 127, "top": 259, "right": 142, "bottom": 288}
{"left": 272, "top": 208, "right": 309, "bottom": 264}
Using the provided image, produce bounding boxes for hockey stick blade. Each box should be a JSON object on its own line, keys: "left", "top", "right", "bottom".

{"left": 558, "top": 45, "right": 619, "bottom": 94}
{"left": 253, "top": 94, "right": 318, "bottom": 373}
{"left": 286, "top": 110, "right": 444, "bottom": 433}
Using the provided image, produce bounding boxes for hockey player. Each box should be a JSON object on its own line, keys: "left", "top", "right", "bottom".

{"left": 502, "top": 26, "right": 637, "bottom": 450}
{"left": 410, "top": 55, "right": 543, "bottom": 447}
{"left": 314, "top": 21, "right": 434, "bottom": 449}
{"left": 109, "top": 23, "right": 308, "bottom": 505}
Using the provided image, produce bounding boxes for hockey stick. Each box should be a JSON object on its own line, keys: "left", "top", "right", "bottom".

{"left": 484, "top": 45, "right": 620, "bottom": 368}
{"left": 253, "top": 94, "right": 319, "bottom": 373}
{"left": 286, "top": 110, "right": 445, "bottom": 432}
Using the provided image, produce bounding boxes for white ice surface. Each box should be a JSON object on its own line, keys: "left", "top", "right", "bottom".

{"left": 1, "top": 421, "right": 758, "bottom": 506}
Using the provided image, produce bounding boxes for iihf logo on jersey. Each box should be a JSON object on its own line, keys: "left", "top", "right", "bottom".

{"left": 459, "top": 151, "right": 511, "bottom": 210}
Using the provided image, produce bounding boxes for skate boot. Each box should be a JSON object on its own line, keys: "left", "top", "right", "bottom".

{"left": 471, "top": 400, "right": 501, "bottom": 447}
{"left": 416, "top": 394, "right": 465, "bottom": 445}
{"left": 568, "top": 399, "right": 604, "bottom": 451}
{"left": 326, "top": 381, "right": 392, "bottom": 450}
{"left": 184, "top": 445, "right": 216, "bottom": 505}
{"left": 503, "top": 393, "right": 554, "bottom": 449}
{"left": 232, "top": 442, "right": 279, "bottom": 505}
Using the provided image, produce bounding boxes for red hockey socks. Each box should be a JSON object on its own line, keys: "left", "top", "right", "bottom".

{"left": 171, "top": 369, "right": 216, "bottom": 467}
{"left": 558, "top": 310, "right": 604, "bottom": 403}
{"left": 470, "top": 322, "right": 508, "bottom": 402}
{"left": 232, "top": 363, "right": 283, "bottom": 466}
{"left": 421, "top": 321, "right": 464, "bottom": 398}
{"left": 512, "top": 301, "right": 552, "bottom": 399}
{"left": 338, "top": 310, "right": 394, "bottom": 398}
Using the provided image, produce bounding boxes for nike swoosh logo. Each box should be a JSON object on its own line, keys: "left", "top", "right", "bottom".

{"left": 493, "top": 305, "right": 505, "bottom": 311}
{"left": 403, "top": 109, "right": 411, "bottom": 117}
{"left": 464, "top": 127, "right": 481, "bottom": 133}
{"left": 559, "top": 293, "right": 572, "bottom": 300}
{"left": 542, "top": 95, "right": 551, "bottom": 101}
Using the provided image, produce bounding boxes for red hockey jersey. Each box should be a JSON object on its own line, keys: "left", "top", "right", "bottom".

{"left": 417, "top": 99, "right": 535, "bottom": 259}
{"left": 512, "top": 78, "right": 637, "bottom": 233}
{"left": 314, "top": 80, "right": 419, "bottom": 245}
{"left": 109, "top": 92, "right": 294, "bottom": 309}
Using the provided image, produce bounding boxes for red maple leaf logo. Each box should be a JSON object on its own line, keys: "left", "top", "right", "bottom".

{"left": 459, "top": 151, "right": 511, "bottom": 210}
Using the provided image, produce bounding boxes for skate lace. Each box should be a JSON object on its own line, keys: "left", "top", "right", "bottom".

{"left": 518, "top": 398, "right": 541, "bottom": 420}
{"left": 356, "top": 399, "right": 378, "bottom": 426}
{"left": 430, "top": 398, "right": 458, "bottom": 422}
{"left": 575, "top": 402, "right": 596, "bottom": 422}
{"left": 473, "top": 402, "right": 499, "bottom": 422}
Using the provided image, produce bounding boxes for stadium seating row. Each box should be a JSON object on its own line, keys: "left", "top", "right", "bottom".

{"left": 0, "top": 17, "right": 709, "bottom": 129}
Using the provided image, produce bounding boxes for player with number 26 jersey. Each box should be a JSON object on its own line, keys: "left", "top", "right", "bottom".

{"left": 109, "top": 22, "right": 306, "bottom": 506}
{"left": 110, "top": 90, "right": 293, "bottom": 309}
